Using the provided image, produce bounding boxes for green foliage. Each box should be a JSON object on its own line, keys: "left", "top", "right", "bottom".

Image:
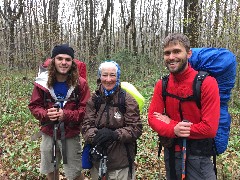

{"left": 0, "top": 57, "right": 239, "bottom": 179}
{"left": 216, "top": 125, "right": 240, "bottom": 179}
{"left": 87, "top": 49, "right": 166, "bottom": 84}
{"left": 0, "top": 72, "right": 43, "bottom": 178}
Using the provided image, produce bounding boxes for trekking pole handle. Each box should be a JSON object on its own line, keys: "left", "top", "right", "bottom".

{"left": 53, "top": 102, "right": 60, "bottom": 111}
{"left": 53, "top": 102, "right": 60, "bottom": 124}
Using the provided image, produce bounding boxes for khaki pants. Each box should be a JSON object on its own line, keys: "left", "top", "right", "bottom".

{"left": 90, "top": 165, "right": 135, "bottom": 180}
{"left": 40, "top": 134, "right": 82, "bottom": 180}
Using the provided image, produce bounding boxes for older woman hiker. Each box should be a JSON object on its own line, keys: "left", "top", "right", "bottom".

{"left": 81, "top": 60, "right": 142, "bottom": 180}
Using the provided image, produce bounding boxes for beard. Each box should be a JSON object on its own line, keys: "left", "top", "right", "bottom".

{"left": 166, "top": 59, "right": 188, "bottom": 74}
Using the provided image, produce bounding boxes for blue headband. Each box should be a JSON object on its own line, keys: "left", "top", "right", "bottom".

{"left": 98, "top": 60, "right": 121, "bottom": 96}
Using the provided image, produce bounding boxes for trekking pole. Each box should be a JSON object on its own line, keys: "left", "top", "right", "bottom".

{"left": 181, "top": 137, "right": 187, "bottom": 180}
{"left": 102, "top": 154, "right": 107, "bottom": 180}
{"left": 181, "top": 120, "right": 188, "bottom": 180}
{"left": 157, "top": 140, "right": 163, "bottom": 180}
{"left": 98, "top": 157, "right": 104, "bottom": 180}
{"left": 53, "top": 102, "right": 60, "bottom": 180}
{"left": 98, "top": 148, "right": 107, "bottom": 180}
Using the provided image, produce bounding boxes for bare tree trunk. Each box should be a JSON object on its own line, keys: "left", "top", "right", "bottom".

{"left": 188, "top": 1, "right": 199, "bottom": 47}
{"left": 43, "top": 0, "right": 50, "bottom": 54}
{"left": 120, "top": 0, "right": 128, "bottom": 49}
{"left": 28, "top": 0, "right": 35, "bottom": 67}
{"left": 21, "top": 5, "right": 28, "bottom": 68}
{"left": 183, "top": 0, "right": 188, "bottom": 34}
{"left": 233, "top": 2, "right": 239, "bottom": 51}
{"left": 9, "top": 21, "right": 15, "bottom": 68}
{"left": 89, "top": 0, "right": 95, "bottom": 57}
{"left": 206, "top": 0, "right": 215, "bottom": 45}
{"left": 139, "top": 0, "right": 144, "bottom": 54}
{"left": 32, "top": 0, "right": 42, "bottom": 59}
{"left": 75, "top": 0, "right": 81, "bottom": 50}
{"left": 213, "top": 0, "right": 220, "bottom": 36}
{"left": 95, "top": 0, "right": 111, "bottom": 51}
{"left": 0, "top": 0, "right": 23, "bottom": 68}
{"left": 171, "top": 0, "right": 177, "bottom": 33}
{"left": 220, "top": 0, "right": 228, "bottom": 41}
{"left": 198, "top": 0, "right": 203, "bottom": 46}
{"left": 48, "top": 0, "right": 60, "bottom": 45}
{"left": 130, "top": 0, "right": 137, "bottom": 55}
{"left": 105, "top": 3, "right": 110, "bottom": 58}
{"left": 83, "top": 0, "right": 89, "bottom": 55}
{"left": 105, "top": 0, "right": 114, "bottom": 58}
{"left": 165, "top": 0, "right": 171, "bottom": 37}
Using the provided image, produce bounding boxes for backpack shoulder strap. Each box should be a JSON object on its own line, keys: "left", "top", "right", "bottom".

{"left": 93, "top": 88, "right": 126, "bottom": 115}
{"left": 43, "top": 90, "right": 47, "bottom": 108}
{"left": 193, "top": 71, "right": 209, "bottom": 109}
{"left": 73, "top": 83, "right": 80, "bottom": 108}
{"left": 118, "top": 88, "right": 126, "bottom": 114}
{"left": 42, "top": 89, "right": 52, "bottom": 108}
{"left": 93, "top": 90, "right": 103, "bottom": 114}
{"left": 162, "top": 74, "right": 170, "bottom": 108}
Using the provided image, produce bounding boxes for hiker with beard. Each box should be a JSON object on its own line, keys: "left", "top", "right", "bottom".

{"left": 148, "top": 33, "right": 220, "bottom": 180}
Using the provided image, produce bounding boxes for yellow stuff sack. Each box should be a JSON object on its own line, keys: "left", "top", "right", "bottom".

{"left": 121, "top": 82, "right": 145, "bottom": 113}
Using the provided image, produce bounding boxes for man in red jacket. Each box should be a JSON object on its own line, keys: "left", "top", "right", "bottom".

{"left": 148, "top": 33, "right": 220, "bottom": 180}
{"left": 29, "top": 44, "right": 90, "bottom": 180}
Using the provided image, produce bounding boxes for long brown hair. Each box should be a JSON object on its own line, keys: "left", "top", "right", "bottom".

{"left": 47, "top": 58, "right": 79, "bottom": 88}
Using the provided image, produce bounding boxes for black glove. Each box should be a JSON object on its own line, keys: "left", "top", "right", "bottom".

{"left": 93, "top": 128, "right": 119, "bottom": 146}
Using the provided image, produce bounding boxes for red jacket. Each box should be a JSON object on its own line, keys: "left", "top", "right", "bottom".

{"left": 28, "top": 71, "right": 90, "bottom": 138}
{"left": 148, "top": 65, "right": 220, "bottom": 139}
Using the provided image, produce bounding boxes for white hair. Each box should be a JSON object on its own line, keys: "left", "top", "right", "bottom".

{"left": 98, "top": 61, "right": 118, "bottom": 77}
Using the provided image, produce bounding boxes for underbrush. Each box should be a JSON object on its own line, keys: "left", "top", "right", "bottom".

{"left": 0, "top": 69, "right": 239, "bottom": 180}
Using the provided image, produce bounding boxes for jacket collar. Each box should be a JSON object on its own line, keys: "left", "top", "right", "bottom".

{"left": 170, "top": 63, "right": 194, "bottom": 82}
{"left": 35, "top": 71, "right": 75, "bottom": 107}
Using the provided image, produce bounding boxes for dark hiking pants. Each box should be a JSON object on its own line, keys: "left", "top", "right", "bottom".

{"left": 164, "top": 148, "right": 216, "bottom": 180}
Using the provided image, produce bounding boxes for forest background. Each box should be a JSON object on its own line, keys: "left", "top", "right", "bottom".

{"left": 0, "top": 0, "right": 239, "bottom": 179}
